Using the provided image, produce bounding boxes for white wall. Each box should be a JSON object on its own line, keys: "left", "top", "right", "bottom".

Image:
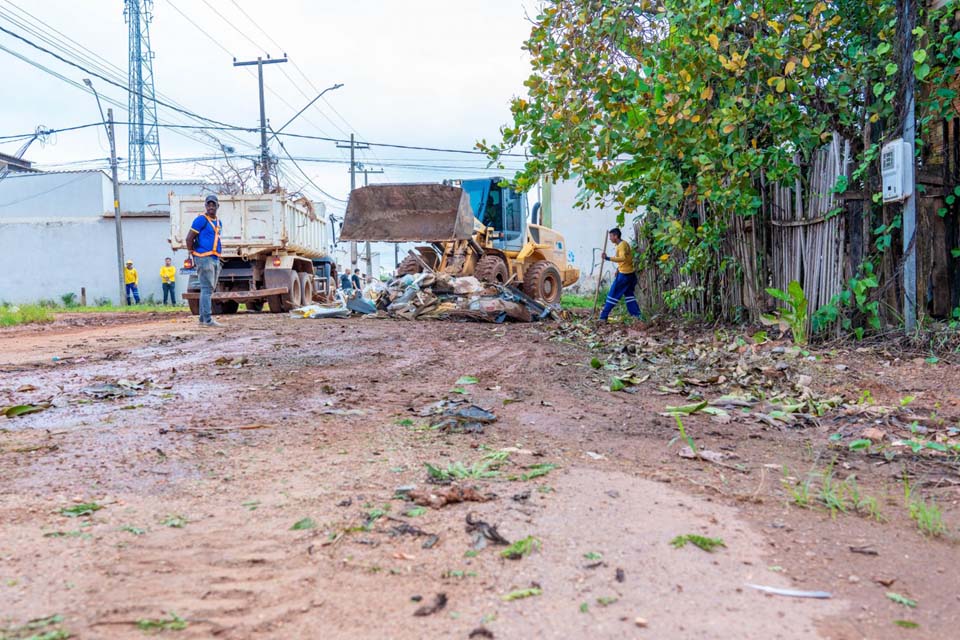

{"left": 0, "top": 217, "right": 176, "bottom": 305}
{"left": 546, "top": 179, "right": 641, "bottom": 292}
{"left": 0, "top": 172, "right": 210, "bottom": 304}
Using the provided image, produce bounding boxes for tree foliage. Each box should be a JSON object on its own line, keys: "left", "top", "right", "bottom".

{"left": 482, "top": 0, "right": 960, "bottom": 325}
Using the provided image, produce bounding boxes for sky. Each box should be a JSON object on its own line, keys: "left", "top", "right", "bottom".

{"left": 0, "top": 0, "right": 540, "bottom": 217}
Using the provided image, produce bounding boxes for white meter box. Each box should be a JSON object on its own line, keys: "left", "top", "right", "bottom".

{"left": 881, "top": 138, "right": 913, "bottom": 203}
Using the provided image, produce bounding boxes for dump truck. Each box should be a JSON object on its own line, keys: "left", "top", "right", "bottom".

{"left": 339, "top": 178, "right": 579, "bottom": 304}
{"left": 169, "top": 193, "right": 332, "bottom": 314}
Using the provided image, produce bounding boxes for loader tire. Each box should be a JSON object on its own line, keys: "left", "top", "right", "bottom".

{"left": 396, "top": 254, "right": 423, "bottom": 276}
{"left": 474, "top": 255, "right": 509, "bottom": 284}
{"left": 523, "top": 260, "right": 563, "bottom": 305}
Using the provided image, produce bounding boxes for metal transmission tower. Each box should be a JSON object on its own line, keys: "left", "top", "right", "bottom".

{"left": 124, "top": 0, "right": 162, "bottom": 180}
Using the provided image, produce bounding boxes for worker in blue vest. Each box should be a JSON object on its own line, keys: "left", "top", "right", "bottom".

{"left": 185, "top": 194, "right": 224, "bottom": 327}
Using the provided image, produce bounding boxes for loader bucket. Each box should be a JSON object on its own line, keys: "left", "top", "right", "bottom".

{"left": 339, "top": 184, "right": 477, "bottom": 242}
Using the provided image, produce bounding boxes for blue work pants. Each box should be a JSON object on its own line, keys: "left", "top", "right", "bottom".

{"left": 197, "top": 256, "right": 221, "bottom": 324}
{"left": 600, "top": 271, "right": 641, "bottom": 320}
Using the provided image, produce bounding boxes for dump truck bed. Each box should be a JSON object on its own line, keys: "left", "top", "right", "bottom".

{"left": 169, "top": 193, "right": 329, "bottom": 259}
{"left": 339, "top": 184, "right": 477, "bottom": 242}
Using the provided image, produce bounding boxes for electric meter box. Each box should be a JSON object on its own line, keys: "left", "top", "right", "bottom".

{"left": 881, "top": 138, "right": 913, "bottom": 203}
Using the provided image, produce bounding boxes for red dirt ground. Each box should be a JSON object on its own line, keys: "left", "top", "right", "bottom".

{"left": 1, "top": 312, "right": 957, "bottom": 639}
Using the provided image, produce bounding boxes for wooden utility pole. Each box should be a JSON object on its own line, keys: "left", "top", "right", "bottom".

{"left": 233, "top": 55, "right": 288, "bottom": 193}
{"left": 336, "top": 133, "right": 370, "bottom": 271}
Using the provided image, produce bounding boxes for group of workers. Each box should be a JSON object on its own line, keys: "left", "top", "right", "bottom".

{"left": 122, "top": 256, "right": 179, "bottom": 307}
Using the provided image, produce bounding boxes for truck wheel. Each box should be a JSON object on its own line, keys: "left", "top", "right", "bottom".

{"left": 396, "top": 254, "right": 423, "bottom": 276}
{"left": 475, "top": 255, "right": 509, "bottom": 284}
{"left": 523, "top": 260, "right": 563, "bottom": 305}
{"left": 187, "top": 297, "right": 199, "bottom": 315}
{"left": 265, "top": 269, "right": 301, "bottom": 311}
{"left": 220, "top": 301, "right": 239, "bottom": 314}
{"left": 299, "top": 272, "right": 315, "bottom": 304}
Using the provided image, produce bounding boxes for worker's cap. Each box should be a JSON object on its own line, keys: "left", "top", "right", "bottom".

{"left": 126, "top": 260, "right": 133, "bottom": 264}
{"left": 205, "top": 194, "right": 219, "bottom": 205}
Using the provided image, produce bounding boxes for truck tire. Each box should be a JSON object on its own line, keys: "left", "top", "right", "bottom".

{"left": 396, "top": 254, "right": 423, "bottom": 276}
{"left": 299, "top": 272, "right": 314, "bottom": 304}
{"left": 523, "top": 260, "right": 563, "bottom": 305}
{"left": 265, "top": 269, "right": 301, "bottom": 312}
{"left": 475, "top": 254, "right": 509, "bottom": 284}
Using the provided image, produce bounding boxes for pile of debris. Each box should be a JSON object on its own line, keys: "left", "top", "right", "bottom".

{"left": 373, "top": 273, "right": 557, "bottom": 323}
{"left": 293, "top": 272, "right": 559, "bottom": 323}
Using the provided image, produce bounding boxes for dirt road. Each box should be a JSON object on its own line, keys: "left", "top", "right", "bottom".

{"left": 1, "top": 313, "right": 957, "bottom": 639}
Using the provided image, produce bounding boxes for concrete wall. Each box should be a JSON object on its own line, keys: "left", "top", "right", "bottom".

{"left": 544, "top": 179, "right": 638, "bottom": 292}
{"left": 0, "top": 172, "right": 210, "bottom": 304}
{"left": 0, "top": 171, "right": 110, "bottom": 220}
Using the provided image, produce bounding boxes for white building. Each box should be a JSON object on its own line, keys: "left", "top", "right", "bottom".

{"left": 540, "top": 179, "right": 639, "bottom": 292}
{"left": 0, "top": 170, "right": 210, "bottom": 305}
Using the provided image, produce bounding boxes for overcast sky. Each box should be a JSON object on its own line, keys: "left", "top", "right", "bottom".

{"left": 1, "top": 0, "right": 539, "bottom": 214}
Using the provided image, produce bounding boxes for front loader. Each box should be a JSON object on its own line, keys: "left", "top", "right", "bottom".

{"left": 338, "top": 179, "right": 579, "bottom": 304}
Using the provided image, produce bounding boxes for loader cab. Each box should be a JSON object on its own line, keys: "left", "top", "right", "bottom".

{"left": 460, "top": 178, "right": 526, "bottom": 252}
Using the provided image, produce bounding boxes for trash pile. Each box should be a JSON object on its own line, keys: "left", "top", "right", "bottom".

{"left": 375, "top": 273, "right": 557, "bottom": 323}
{"left": 293, "top": 273, "right": 560, "bottom": 323}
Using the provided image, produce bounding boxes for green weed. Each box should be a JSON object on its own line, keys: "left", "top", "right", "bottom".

{"left": 909, "top": 498, "right": 946, "bottom": 537}
{"left": 290, "top": 518, "right": 316, "bottom": 531}
{"left": 0, "top": 614, "right": 70, "bottom": 640}
{"left": 670, "top": 534, "right": 725, "bottom": 552}
{"left": 886, "top": 592, "right": 917, "bottom": 608}
{"left": 500, "top": 536, "right": 541, "bottom": 560}
{"left": 501, "top": 587, "right": 542, "bottom": 601}
{"left": 161, "top": 515, "right": 187, "bottom": 528}
{"left": 514, "top": 463, "right": 557, "bottom": 481}
{"left": 60, "top": 503, "right": 103, "bottom": 518}
{"left": 136, "top": 612, "right": 187, "bottom": 632}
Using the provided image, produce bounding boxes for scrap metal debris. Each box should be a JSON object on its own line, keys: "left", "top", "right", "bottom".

{"left": 465, "top": 512, "right": 510, "bottom": 549}
{"left": 408, "top": 485, "right": 490, "bottom": 508}
{"left": 419, "top": 399, "right": 497, "bottom": 433}
{"left": 413, "top": 593, "right": 447, "bottom": 617}
{"left": 745, "top": 584, "right": 832, "bottom": 599}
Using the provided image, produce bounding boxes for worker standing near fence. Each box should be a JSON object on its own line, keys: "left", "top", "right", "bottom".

{"left": 599, "top": 227, "right": 641, "bottom": 321}
{"left": 160, "top": 257, "right": 177, "bottom": 306}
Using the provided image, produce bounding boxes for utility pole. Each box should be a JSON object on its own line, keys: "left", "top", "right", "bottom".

{"left": 899, "top": 0, "right": 918, "bottom": 333}
{"left": 107, "top": 108, "right": 126, "bottom": 305}
{"left": 233, "top": 55, "right": 287, "bottom": 193}
{"left": 336, "top": 133, "right": 370, "bottom": 270}
{"left": 361, "top": 165, "right": 383, "bottom": 278}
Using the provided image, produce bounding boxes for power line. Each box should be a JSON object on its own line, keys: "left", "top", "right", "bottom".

{"left": 0, "top": 1, "right": 255, "bottom": 153}
{"left": 0, "top": 23, "right": 246, "bottom": 131}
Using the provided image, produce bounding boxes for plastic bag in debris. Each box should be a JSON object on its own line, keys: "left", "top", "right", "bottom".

{"left": 347, "top": 295, "right": 377, "bottom": 315}
{"left": 291, "top": 290, "right": 351, "bottom": 318}
{"left": 290, "top": 304, "right": 351, "bottom": 319}
{"left": 362, "top": 279, "right": 388, "bottom": 300}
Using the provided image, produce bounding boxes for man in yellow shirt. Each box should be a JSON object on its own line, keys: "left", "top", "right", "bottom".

{"left": 160, "top": 257, "right": 177, "bottom": 306}
{"left": 599, "top": 227, "right": 641, "bottom": 321}
{"left": 124, "top": 259, "right": 140, "bottom": 305}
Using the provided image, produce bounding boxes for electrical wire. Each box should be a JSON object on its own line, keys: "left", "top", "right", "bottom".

{"left": 0, "top": 23, "right": 245, "bottom": 130}
{"left": 0, "top": 0, "right": 255, "bottom": 153}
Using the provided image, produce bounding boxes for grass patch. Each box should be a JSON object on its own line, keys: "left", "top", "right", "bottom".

{"left": 1, "top": 614, "right": 70, "bottom": 640}
{"left": 561, "top": 292, "right": 595, "bottom": 309}
{"left": 0, "top": 304, "right": 55, "bottom": 327}
{"left": 61, "top": 304, "right": 185, "bottom": 314}
{"left": 670, "top": 534, "right": 726, "bottom": 552}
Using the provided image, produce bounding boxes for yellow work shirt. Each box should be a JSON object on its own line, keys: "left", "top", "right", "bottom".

{"left": 124, "top": 267, "right": 138, "bottom": 285}
{"left": 160, "top": 265, "right": 176, "bottom": 283}
{"left": 609, "top": 240, "right": 635, "bottom": 274}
